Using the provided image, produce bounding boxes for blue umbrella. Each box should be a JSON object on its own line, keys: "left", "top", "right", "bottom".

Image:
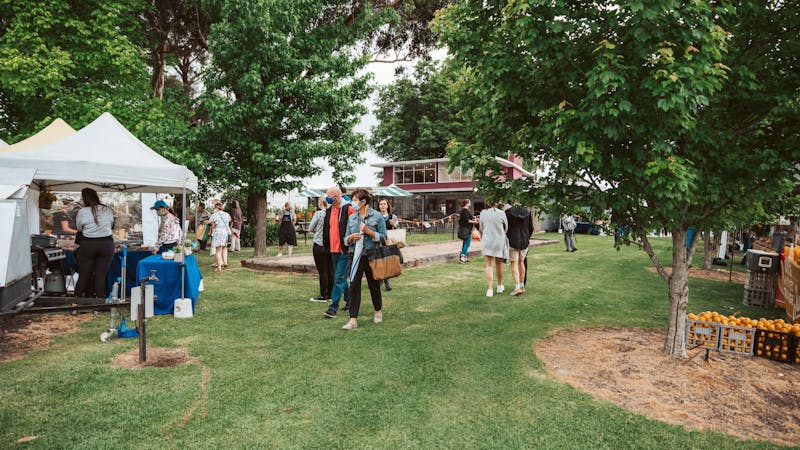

{"left": 350, "top": 234, "right": 364, "bottom": 283}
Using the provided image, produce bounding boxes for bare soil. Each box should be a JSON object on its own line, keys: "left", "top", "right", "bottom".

{"left": 0, "top": 313, "right": 95, "bottom": 363}
{"left": 535, "top": 327, "right": 800, "bottom": 447}
{"left": 646, "top": 266, "right": 747, "bottom": 284}
{"left": 111, "top": 347, "right": 195, "bottom": 369}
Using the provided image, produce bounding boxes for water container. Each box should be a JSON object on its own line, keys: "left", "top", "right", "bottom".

{"left": 174, "top": 298, "right": 193, "bottom": 318}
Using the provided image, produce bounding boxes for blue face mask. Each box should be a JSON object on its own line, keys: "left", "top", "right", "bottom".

{"left": 325, "top": 196, "right": 333, "bottom": 204}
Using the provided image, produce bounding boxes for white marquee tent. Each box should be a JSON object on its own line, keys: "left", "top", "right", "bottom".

{"left": 0, "top": 112, "right": 197, "bottom": 194}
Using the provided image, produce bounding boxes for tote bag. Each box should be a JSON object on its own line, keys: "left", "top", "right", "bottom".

{"left": 367, "top": 243, "right": 403, "bottom": 281}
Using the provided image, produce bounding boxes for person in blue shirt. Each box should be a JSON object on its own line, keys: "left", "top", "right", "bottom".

{"left": 341, "top": 188, "right": 387, "bottom": 330}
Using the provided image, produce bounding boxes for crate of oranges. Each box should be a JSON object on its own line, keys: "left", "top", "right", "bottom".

{"left": 754, "top": 318, "right": 798, "bottom": 363}
{"left": 685, "top": 313, "right": 721, "bottom": 350}
{"left": 686, "top": 312, "right": 755, "bottom": 355}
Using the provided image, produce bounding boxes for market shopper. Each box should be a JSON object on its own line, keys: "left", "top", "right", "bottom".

{"left": 209, "top": 201, "right": 232, "bottom": 272}
{"left": 53, "top": 197, "right": 78, "bottom": 236}
{"left": 151, "top": 200, "right": 182, "bottom": 254}
{"left": 194, "top": 202, "right": 210, "bottom": 250}
{"left": 457, "top": 199, "right": 479, "bottom": 264}
{"left": 74, "top": 188, "right": 115, "bottom": 298}
{"left": 341, "top": 188, "right": 386, "bottom": 330}
{"left": 480, "top": 200, "right": 509, "bottom": 297}
{"left": 277, "top": 202, "right": 297, "bottom": 256}
{"left": 230, "top": 200, "right": 243, "bottom": 252}
{"left": 378, "top": 199, "right": 397, "bottom": 291}
{"left": 322, "top": 186, "right": 355, "bottom": 318}
{"left": 562, "top": 213, "right": 577, "bottom": 252}
{"left": 505, "top": 205, "right": 533, "bottom": 296}
{"left": 308, "top": 197, "right": 333, "bottom": 302}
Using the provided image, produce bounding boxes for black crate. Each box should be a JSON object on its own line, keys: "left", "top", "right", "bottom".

{"left": 792, "top": 333, "right": 800, "bottom": 365}
{"left": 745, "top": 271, "right": 778, "bottom": 291}
{"left": 745, "top": 250, "right": 780, "bottom": 273}
{"left": 754, "top": 329, "right": 794, "bottom": 363}
{"left": 743, "top": 287, "right": 775, "bottom": 308}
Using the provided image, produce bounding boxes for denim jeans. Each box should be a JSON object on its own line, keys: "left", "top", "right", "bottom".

{"left": 330, "top": 252, "right": 351, "bottom": 310}
{"left": 460, "top": 233, "right": 472, "bottom": 257}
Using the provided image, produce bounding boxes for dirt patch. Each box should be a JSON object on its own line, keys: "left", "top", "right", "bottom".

{"left": 0, "top": 313, "right": 95, "bottom": 363}
{"left": 646, "top": 266, "right": 747, "bottom": 284}
{"left": 112, "top": 347, "right": 196, "bottom": 369}
{"left": 535, "top": 327, "right": 800, "bottom": 447}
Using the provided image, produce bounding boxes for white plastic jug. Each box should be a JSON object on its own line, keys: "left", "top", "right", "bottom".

{"left": 174, "top": 298, "right": 193, "bottom": 318}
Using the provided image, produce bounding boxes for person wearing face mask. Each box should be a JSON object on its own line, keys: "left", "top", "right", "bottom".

{"left": 321, "top": 186, "right": 355, "bottom": 318}
{"left": 151, "top": 199, "right": 182, "bottom": 254}
{"left": 277, "top": 202, "right": 297, "bottom": 256}
{"left": 341, "top": 188, "right": 387, "bottom": 330}
{"left": 74, "top": 188, "right": 115, "bottom": 297}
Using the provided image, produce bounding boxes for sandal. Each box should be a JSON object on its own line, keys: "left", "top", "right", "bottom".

{"left": 211, "top": 263, "right": 219, "bottom": 268}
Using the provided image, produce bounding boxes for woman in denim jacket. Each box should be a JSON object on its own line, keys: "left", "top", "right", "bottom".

{"left": 341, "top": 188, "right": 387, "bottom": 330}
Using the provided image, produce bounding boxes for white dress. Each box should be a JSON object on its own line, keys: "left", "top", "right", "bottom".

{"left": 209, "top": 211, "right": 231, "bottom": 247}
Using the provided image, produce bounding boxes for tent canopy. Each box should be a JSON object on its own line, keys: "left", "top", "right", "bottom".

{"left": 0, "top": 138, "right": 6, "bottom": 147}
{"left": 0, "top": 118, "right": 75, "bottom": 153}
{"left": 373, "top": 184, "right": 413, "bottom": 197}
{"left": 0, "top": 112, "right": 197, "bottom": 193}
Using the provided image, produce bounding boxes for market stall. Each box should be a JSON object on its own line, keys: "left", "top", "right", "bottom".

{"left": 0, "top": 112, "right": 199, "bottom": 314}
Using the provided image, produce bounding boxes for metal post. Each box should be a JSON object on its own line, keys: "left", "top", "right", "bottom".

{"left": 138, "top": 301, "right": 146, "bottom": 364}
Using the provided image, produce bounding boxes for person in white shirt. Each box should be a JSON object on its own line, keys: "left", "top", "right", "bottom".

{"left": 74, "top": 188, "right": 115, "bottom": 298}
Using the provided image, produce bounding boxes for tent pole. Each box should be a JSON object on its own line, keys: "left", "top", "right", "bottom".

{"left": 181, "top": 188, "right": 186, "bottom": 301}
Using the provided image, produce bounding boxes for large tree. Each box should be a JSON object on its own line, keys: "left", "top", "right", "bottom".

{"left": 370, "top": 59, "right": 462, "bottom": 161}
{"left": 0, "top": 0, "right": 152, "bottom": 139}
{"left": 438, "top": 1, "right": 800, "bottom": 356}
{"left": 200, "top": 0, "right": 382, "bottom": 256}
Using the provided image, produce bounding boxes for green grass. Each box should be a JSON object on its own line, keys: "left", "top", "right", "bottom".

{"left": 0, "top": 234, "right": 791, "bottom": 449}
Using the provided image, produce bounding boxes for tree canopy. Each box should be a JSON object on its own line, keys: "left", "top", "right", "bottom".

{"left": 437, "top": 0, "right": 800, "bottom": 355}
{"left": 370, "top": 59, "right": 462, "bottom": 161}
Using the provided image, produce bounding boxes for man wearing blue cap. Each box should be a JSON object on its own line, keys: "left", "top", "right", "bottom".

{"left": 151, "top": 199, "right": 182, "bottom": 254}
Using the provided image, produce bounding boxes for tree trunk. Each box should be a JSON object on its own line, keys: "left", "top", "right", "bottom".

{"left": 664, "top": 228, "right": 690, "bottom": 357}
{"left": 151, "top": 38, "right": 168, "bottom": 99}
{"left": 250, "top": 193, "right": 267, "bottom": 257}
{"left": 640, "top": 228, "right": 693, "bottom": 357}
{"left": 702, "top": 230, "right": 714, "bottom": 270}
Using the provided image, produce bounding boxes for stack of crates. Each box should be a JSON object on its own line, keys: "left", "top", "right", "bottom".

{"left": 744, "top": 250, "right": 780, "bottom": 308}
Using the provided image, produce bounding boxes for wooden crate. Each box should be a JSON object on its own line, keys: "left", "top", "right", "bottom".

{"left": 780, "top": 257, "right": 800, "bottom": 322}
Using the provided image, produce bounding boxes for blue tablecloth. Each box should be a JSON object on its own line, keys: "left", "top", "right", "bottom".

{"left": 135, "top": 254, "right": 202, "bottom": 315}
{"left": 107, "top": 250, "right": 152, "bottom": 298}
{"left": 63, "top": 249, "right": 151, "bottom": 298}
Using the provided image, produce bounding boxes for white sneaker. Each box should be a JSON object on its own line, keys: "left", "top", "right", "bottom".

{"left": 373, "top": 314, "right": 383, "bottom": 324}
{"left": 276, "top": 253, "right": 282, "bottom": 257}
{"left": 486, "top": 289, "right": 494, "bottom": 298}
{"left": 342, "top": 321, "right": 358, "bottom": 330}
{"left": 496, "top": 285, "right": 505, "bottom": 293}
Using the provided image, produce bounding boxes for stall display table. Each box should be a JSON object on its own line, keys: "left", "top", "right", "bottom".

{"left": 135, "top": 254, "right": 202, "bottom": 315}
{"left": 63, "top": 248, "right": 151, "bottom": 298}
{"left": 107, "top": 250, "right": 152, "bottom": 298}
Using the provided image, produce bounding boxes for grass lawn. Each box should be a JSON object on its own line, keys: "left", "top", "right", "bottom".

{"left": 0, "top": 233, "right": 788, "bottom": 449}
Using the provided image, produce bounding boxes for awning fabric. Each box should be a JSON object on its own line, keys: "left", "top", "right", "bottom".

{"left": 0, "top": 118, "right": 76, "bottom": 153}
{"left": 373, "top": 184, "right": 413, "bottom": 197}
{"left": 298, "top": 188, "right": 326, "bottom": 198}
{"left": 0, "top": 112, "right": 197, "bottom": 193}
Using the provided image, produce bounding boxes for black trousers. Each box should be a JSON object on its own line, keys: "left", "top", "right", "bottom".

{"left": 349, "top": 256, "right": 382, "bottom": 318}
{"left": 312, "top": 243, "right": 334, "bottom": 298}
{"left": 74, "top": 236, "right": 115, "bottom": 298}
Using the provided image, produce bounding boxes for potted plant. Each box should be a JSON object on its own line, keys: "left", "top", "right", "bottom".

{"left": 39, "top": 186, "right": 57, "bottom": 209}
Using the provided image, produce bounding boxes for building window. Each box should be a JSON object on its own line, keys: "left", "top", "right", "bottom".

{"left": 394, "top": 163, "right": 437, "bottom": 184}
{"left": 437, "top": 164, "right": 473, "bottom": 182}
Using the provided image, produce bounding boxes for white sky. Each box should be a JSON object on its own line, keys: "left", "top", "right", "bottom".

{"left": 274, "top": 57, "right": 420, "bottom": 208}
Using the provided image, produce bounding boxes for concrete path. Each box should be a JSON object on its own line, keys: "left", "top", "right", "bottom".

{"left": 241, "top": 237, "right": 558, "bottom": 274}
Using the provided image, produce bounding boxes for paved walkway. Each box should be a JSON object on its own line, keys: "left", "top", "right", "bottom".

{"left": 241, "top": 237, "right": 558, "bottom": 273}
